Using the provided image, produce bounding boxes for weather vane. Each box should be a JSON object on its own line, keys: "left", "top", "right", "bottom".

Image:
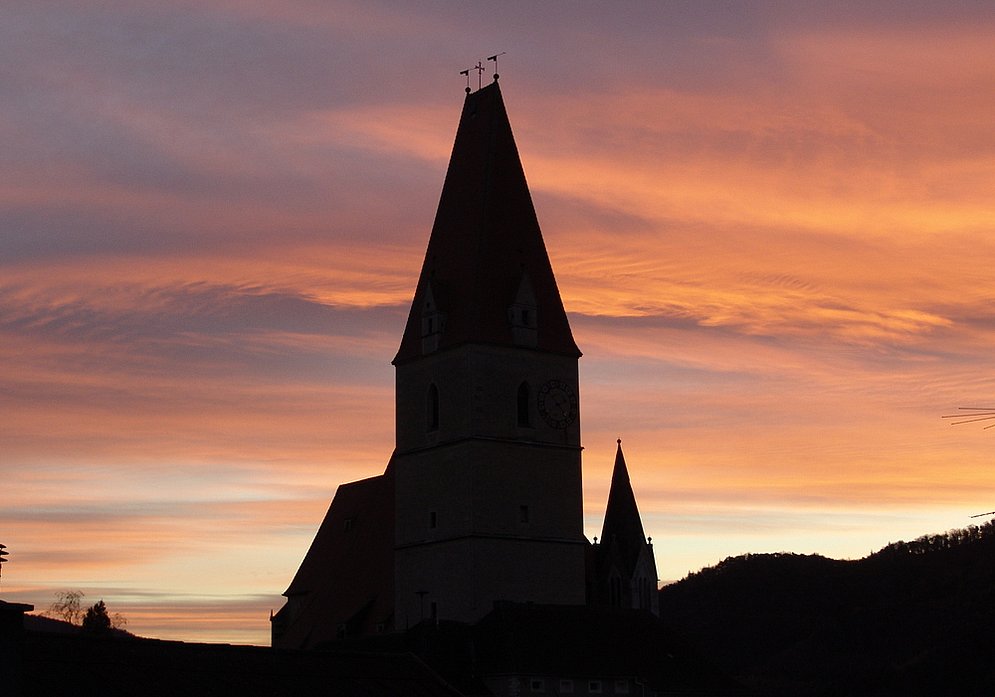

{"left": 488, "top": 52, "right": 506, "bottom": 81}
{"left": 941, "top": 406, "right": 995, "bottom": 429}
{"left": 459, "top": 62, "right": 485, "bottom": 93}
{"left": 460, "top": 53, "right": 506, "bottom": 92}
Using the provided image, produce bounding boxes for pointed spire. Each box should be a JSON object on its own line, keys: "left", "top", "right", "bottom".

{"left": 394, "top": 82, "right": 580, "bottom": 364}
{"left": 600, "top": 439, "right": 648, "bottom": 575}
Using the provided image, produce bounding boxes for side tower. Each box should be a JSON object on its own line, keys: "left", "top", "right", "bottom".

{"left": 590, "top": 441, "right": 659, "bottom": 615}
{"left": 392, "top": 81, "right": 587, "bottom": 628}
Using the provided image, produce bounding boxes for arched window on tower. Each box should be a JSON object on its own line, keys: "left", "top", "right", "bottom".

{"left": 517, "top": 381, "right": 531, "bottom": 427}
{"left": 427, "top": 383, "right": 439, "bottom": 431}
{"left": 508, "top": 273, "right": 538, "bottom": 347}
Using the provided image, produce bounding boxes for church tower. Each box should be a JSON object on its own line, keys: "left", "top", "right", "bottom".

{"left": 391, "top": 80, "right": 588, "bottom": 627}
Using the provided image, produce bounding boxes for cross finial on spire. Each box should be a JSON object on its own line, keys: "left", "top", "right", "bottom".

{"left": 617, "top": 438, "right": 622, "bottom": 445}
{"left": 461, "top": 55, "right": 506, "bottom": 93}
{"left": 472, "top": 60, "right": 485, "bottom": 90}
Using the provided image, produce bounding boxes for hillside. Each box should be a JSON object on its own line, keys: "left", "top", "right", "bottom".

{"left": 24, "top": 613, "right": 134, "bottom": 639}
{"left": 659, "top": 520, "right": 995, "bottom": 696}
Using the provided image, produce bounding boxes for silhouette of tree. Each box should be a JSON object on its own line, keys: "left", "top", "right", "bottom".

{"left": 44, "top": 589, "right": 85, "bottom": 625}
{"left": 81, "top": 599, "right": 112, "bottom": 635}
{"left": 110, "top": 609, "right": 128, "bottom": 630}
{"left": 942, "top": 406, "right": 995, "bottom": 428}
{"left": 44, "top": 590, "right": 128, "bottom": 633}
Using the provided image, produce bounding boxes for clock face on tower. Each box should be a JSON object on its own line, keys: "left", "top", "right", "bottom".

{"left": 537, "top": 379, "right": 578, "bottom": 429}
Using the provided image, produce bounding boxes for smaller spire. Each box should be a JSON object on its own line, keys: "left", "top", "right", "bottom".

{"left": 600, "top": 440, "right": 648, "bottom": 575}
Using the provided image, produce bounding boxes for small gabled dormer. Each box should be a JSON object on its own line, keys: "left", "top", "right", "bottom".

{"left": 420, "top": 282, "right": 446, "bottom": 354}
{"left": 508, "top": 272, "right": 538, "bottom": 347}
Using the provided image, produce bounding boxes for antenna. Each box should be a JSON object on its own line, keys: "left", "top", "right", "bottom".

{"left": 487, "top": 52, "right": 506, "bottom": 81}
{"left": 941, "top": 406, "right": 995, "bottom": 429}
{"left": 970, "top": 511, "right": 995, "bottom": 518}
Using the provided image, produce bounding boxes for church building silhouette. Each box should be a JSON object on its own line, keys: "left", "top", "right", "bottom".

{"left": 272, "top": 79, "right": 657, "bottom": 649}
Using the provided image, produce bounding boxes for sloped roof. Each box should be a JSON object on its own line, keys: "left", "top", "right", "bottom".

{"left": 600, "top": 441, "right": 648, "bottom": 576}
{"left": 277, "top": 465, "right": 394, "bottom": 648}
{"left": 394, "top": 81, "right": 580, "bottom": 364}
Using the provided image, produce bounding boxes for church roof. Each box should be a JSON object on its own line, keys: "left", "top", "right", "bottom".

{"left": 600, "top": 440, "right": 648, "bottom": 575}
{"left": 277, "top": 467, "right": 394, "bottom": 647}
{"left": 394, "top": 81, "right": 580, "bottom": 364}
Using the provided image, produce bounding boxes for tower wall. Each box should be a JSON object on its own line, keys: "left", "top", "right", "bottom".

{"left": 396, "top": 344, "right": 581, "bottom": 451}
{"left": 393, "top": 344, "right": 586, "bottom": 626}
{"left": 394, "top": 536, "right": 586, "bottom": 629}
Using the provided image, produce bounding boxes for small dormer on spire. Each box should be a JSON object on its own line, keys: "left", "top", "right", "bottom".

{"left": 508, "top": 272, "right": 538, "bottom": 347}
{"left": 420, "top": 282, "right": 447, "bottom": 354}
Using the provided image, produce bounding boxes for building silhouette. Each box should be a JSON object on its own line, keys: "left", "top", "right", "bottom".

{"left": 272, "top": 80, "right": 657, "bottom": 648}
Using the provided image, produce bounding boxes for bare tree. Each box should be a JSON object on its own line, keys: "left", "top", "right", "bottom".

{"left": 44, "top": 590, "right": 85, "bottom": 625}
{"left": 941, "top": 406, "right": 995, "bottom": 429}
{"left": 110, "top": 610, "right": 128, "bottom": 630}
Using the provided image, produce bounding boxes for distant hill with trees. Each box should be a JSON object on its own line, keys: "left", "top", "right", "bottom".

{"left": 26, "top": 590, "right": 132, "bottom": 638}
{"left": 659, "top": 520, "right": 995, "bottom": 696}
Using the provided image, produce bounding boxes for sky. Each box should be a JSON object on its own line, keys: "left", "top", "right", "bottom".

{"left": 3, "top": 1, "right": 995, "bottom": 645}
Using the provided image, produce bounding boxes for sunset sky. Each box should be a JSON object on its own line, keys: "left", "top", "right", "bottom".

{"left": 4, "top": 1, "right": 995, "bottom": 645}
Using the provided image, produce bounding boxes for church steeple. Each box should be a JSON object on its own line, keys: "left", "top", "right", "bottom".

{"left": 394, "top": 82, "right": 580, "bottom": 365}
{"left": 601, "top": 440, "right": 648, "bottom": 574}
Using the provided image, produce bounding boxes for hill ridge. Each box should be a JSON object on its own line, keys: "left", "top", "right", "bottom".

{"left": 659, "top": 519, "right": 995, "bottom": 696}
